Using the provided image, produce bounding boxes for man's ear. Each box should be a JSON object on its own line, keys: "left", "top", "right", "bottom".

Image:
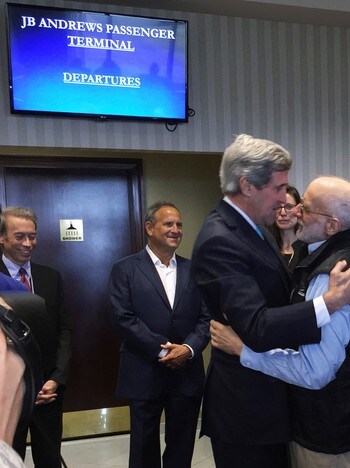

{"left": 239, "top": 177, "right": 253, "bottom": 197}
{"left": 326, "top": 217, "right": 342, "bottom": 237}
{"left": 145, "top": 221, "right": 153, "bottom": 237}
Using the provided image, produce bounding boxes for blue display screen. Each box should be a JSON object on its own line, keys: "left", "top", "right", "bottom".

{"left": 6, "top": 3, "right": 188, "bottom": 122}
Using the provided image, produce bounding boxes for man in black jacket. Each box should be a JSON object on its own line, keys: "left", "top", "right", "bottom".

{"left": 209, "top": 176, "right": 350, "bottom": 467}
{"left": 0, "top": 206, "right": 72, "bottom": 468}
{"left": 191, "top": 135, "right": 350, "bottom": 468}
{"left": 109, "top": 201, "right": 210, "bottom": 468}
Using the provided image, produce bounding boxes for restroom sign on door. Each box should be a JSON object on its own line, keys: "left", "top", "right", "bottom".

{"left": 60, "top": 219, "right": 84, "bottom": 241}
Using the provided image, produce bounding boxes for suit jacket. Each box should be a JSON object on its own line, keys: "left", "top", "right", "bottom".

{"left": 191, "top": 199, "right": 321, "bottom": 445}
{"left": 109, "top": 248, "right": 210, "bottom": 400}
{"left": 0, "top": 259, "right": 72, "bottom": 387}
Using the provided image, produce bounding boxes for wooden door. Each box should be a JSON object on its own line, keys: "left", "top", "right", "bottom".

{"left": 0, "top": 157, "right": 144, "bottom": 411}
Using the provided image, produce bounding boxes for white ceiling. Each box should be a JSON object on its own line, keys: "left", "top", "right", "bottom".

{"left": 71, "top": 0, "right": 350, "bottom": 26}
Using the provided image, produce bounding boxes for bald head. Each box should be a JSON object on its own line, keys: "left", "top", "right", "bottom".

{"left": 307, "top": 177, "right": 350, "bottom": 228}
{"left": 297, "top": 176, "right": 350, "bottom": 244}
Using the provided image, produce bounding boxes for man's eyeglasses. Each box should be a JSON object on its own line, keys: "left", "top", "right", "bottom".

{"left": 299, "top": 202, "right": 334, "bottom": 219}
{"left": 274, "top": 203, "right": 296, "bottom": 214}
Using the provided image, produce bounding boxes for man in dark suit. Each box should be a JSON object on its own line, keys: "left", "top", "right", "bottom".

{"left": 0, "top": 206, "right": 72, "bottom": 468}
{"left": 109, "top": 201, "right": 210, "bottom": 468}
{"left": 191, "top": 134, "right": 350, "bottom": 468}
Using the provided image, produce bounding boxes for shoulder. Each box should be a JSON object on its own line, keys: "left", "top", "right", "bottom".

{"left": 175, "top": 254, "right": 190, "bottom": 265}
{"left": 30, "top": 263, "right": 63, "bottom": 290}
{"left": 31, "top": 262, "right": 61, "bottom": 277}
{"left": 194, "top": 201, "right": 245, "bottom": 249}
{"left": 309, "top": 232, "right": 350, "bottom": 279}
{"left": 111, "top": 250, "right": 146, "bottom": 271}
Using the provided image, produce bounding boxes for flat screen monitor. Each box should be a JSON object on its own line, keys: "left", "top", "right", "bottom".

{"left": 6, "top": 3, "right": 188, "bottom": 122}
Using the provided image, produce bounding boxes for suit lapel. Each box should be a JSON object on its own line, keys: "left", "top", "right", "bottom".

{"left": 172, "top": 256, "right": 187, "bottom": 312}
{"left": 30, "top": 263, "right": 44, "bottom": 297}
{"left": 136, "top": 249, "right": 172, "bottom": 309}
{"left": 216, "top": 200, "right": 291, "bottom": 295}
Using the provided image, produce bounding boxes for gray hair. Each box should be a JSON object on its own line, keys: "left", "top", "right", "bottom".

{"left": 0, "top": 206, "right": 38, "bottom": 236}
{"left": 220, "top": 134, "right": 292, "bottom": 195}
{"left": 144, "top": 201, "right": 179, "bottom": 225}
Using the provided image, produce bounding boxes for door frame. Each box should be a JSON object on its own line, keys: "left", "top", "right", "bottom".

{"left": 0, "top": 155, "right": 145, "bottom": 436}
{"left": 0, "top": 156, "right": 145, "bottom": 252}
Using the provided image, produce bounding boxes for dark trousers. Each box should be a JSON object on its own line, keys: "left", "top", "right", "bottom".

{"left": 211, "top": 439, "right": 289, "bottom": 468}
{"left": 129, "top": 387, "right": 201, "bottom": 468}
{"left": 13, "top": 392, "right": 63, "bottom": 468}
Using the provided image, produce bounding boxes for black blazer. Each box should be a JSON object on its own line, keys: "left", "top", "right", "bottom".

{"left": 191, "top": 199, "right": 321, "bottom": 445}
{"left": 0, "top": 259, "right": 72, "bottom": 387}
{"left": 109, "top": 248, "right": 210, "bottom": 400}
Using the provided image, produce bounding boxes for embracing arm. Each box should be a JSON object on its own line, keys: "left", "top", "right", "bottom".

{"left": 211, "top": 274, "right": 350, "bottom": 389}
{"left": 192, "top": 234, "right": 320, "bottom": 352}
{"left": 240, "top": 310, "right": 350, "bottom": 389}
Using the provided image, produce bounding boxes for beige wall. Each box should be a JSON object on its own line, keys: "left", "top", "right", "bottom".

{"left": 143, "top": 152, "right": 222, "bottom": 256}
{"left": 0, "top": 146, "right": 222, "bottom": 256}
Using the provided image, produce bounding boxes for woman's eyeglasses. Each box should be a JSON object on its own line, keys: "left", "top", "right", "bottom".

{"left": 274, "top": 203, "right": 296, "bottom": 214}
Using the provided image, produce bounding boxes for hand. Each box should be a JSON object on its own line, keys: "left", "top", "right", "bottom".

{"left": 324, "top": 260, "right": 350, "bottom": 313}
{"left": 35, "top": 379, "right": 58, "bottom": 405}
{"left": 210, "top": 320, "right": 243, "bottom": 356}
{"left": 158, "top": 344, "right": 191, "bottom": 369}
{"left": 0, "top": 327, "right": 25, "bottom": 445}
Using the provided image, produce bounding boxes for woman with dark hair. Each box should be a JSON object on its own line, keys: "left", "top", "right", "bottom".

{"left": 270, "top": 185, "right": 302, "bottom": 269}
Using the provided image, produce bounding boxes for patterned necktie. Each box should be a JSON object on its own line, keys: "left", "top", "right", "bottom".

{"left": 19, "top": 267, "right": 32, "bottom": 292}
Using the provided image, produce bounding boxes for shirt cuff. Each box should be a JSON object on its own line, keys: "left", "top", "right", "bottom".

{"left": 182, "top": 343, "right": 194, "bottom": 359}
{"left": 240, "top": 344, "right": 252, "bottom": 367}
{"left": 313, "top": 295, "right": 330, "bottom": 327}
{"left": 158, "top": 341, "right": 171, "bottom": 358}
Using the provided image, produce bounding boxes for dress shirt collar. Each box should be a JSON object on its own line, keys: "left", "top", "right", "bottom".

{"left": 223, "top": 196, "right": 261, "bottom": 233}
{"left": 308, "top": 240, "right": 326, "bottom": 254}
{"left": 2, "top": 254, "right": 32, "bottom": 279}
{"left": 146, "top": 245, "right": 177, "bottom": 268}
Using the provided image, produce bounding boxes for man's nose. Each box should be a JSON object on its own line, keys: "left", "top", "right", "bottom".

{"left": 171, "top": 224, "right": 181, "bottom": 233}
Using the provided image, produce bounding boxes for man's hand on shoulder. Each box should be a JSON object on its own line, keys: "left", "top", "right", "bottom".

{"left": 324, "top": 260, "right": 350, "bottom": 313}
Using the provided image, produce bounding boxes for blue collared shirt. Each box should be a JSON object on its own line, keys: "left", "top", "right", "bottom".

{"left": 240, "top": 242, "right": 350, "bottom": 389}
{"left": 2, "top": 254, "right": 34, "bottom": 292}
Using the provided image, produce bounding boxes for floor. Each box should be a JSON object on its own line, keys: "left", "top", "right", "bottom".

{"left": 24, "top": 430, "right": 215, "bottom": 467}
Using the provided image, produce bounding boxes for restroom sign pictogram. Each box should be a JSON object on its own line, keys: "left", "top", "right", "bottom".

{"left": 60, "top": 219, "right": 84, "bottom": 242}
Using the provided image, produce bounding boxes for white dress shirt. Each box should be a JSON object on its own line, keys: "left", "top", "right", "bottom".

{"left": 146, "top": 245, "right": 194, "bottom": 359}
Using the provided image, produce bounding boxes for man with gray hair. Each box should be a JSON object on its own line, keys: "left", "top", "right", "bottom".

{"left": 210, "top": 176, "right": 350, "bottom": 467}
{"left": 0, "top": 206, "right": 72, "bottom": 468}
{"left": 191, "top": 135, "right": 350, "bottom": 468}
